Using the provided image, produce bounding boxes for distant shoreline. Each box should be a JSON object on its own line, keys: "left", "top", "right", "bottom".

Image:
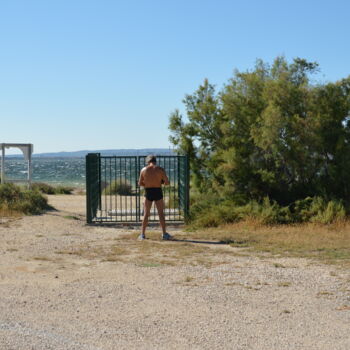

{"left": 4, "top": 148, "right": 175, "bottom": 158}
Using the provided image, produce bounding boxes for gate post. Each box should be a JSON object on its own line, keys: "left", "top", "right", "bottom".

{"left": 86, "top": 153, "right": 101, "bottom": 223}
{"left": 135, "top": 156, "right": 141, "bottom": 222}
{"left": 184, "top": 155, "right": 190, "bottom": 219}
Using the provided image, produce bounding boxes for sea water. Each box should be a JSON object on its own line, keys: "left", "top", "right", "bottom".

{"left": 2, "top": 158, "right": 86, "bottom": 188}
{"left": 2, "top": 157, "right": 179, "bottom": 189}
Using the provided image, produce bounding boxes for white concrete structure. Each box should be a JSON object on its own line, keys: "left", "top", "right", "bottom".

{"left": 0, "top": 143, "right": 33, "bottom": 187}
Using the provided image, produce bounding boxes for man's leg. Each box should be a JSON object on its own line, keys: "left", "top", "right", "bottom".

{"left": 155, "top": 199, "right": 166, "bottom": 235}
{"left": 141, "top": 198, "right": 152, "bottom": 236}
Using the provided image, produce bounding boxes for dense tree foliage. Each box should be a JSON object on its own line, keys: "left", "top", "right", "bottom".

{"left": 169, "top": 57, "right": 350, "bottom": 223}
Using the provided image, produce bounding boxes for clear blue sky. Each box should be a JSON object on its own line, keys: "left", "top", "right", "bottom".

{"left": 1, "top": 0, "right": 349, "bottom": 154}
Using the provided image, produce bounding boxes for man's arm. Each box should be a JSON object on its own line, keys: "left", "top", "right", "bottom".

{"left": 138, "top": 168, "right": 145, "bottom": 187}
{"left": 162, "top": 168, "right": 170, "bottom": 185}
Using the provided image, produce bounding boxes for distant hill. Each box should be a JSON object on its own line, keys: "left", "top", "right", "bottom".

{"left": 31, "top": 148, "right": 176, "bottom": 158}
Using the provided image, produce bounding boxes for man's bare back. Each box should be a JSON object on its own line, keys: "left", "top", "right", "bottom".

{"left": 138, "top": 164, "right": 169, "bottom": 188}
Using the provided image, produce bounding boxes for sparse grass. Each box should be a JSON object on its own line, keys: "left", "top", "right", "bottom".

{"left": 55, "top": 250, "right": 75, "bottom": 255}
{"left": 225, "top": 282, "right": 239, "bottom": 286}
{"left": 102, "top": 256, "right": 124, "bottom": 263}
{"left": 49, "top": 220, "right": 350, "bottom": 268}
{"left": 32, "top": 256, "right": 54, "bottom": 261}
{"left": 336, "top": 305, "right": 350, "bottom": 311}
{"left": 55, "top": 244, "right": 129, "bottom": 262}
{"left": 0, "top": 208, "right": 22, "bottom": 218}
{"left": 224, "top": 282, "right": 261, "bottom": 290}
{"left": 282, "top": 309, "right": 291, "bottom": 314}
{"left": 185, "top": 221, "right": 350, "bottom": 266}
{"left": 278, "top": 281, "right": 292, "bottom": 287}
{"left": 184, "top": 276, "right": 194, "bottom": 282}
{"left": 52, "top": 230, "right": 239, "bottom": 267}
{"left": 138, "top": 262, "right": 163, "bottom": 267}
{"left": 317, "top": 291, "right": 334, "bottom": 296}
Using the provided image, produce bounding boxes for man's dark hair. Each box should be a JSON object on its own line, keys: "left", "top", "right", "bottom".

{"left": 146, "top": 155, "right": 157, "bottom": 164}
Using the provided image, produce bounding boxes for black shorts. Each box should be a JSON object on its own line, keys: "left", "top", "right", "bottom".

{"left": 145, "top": 188, "right": 163, "bottom": 201}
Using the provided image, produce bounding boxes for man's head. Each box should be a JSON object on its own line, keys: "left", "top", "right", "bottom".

{"left": 146, "top": 155, "right": 157, "bottom": 165}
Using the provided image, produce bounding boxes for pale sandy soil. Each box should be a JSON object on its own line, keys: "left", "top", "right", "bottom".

{"left": 0, "top": 195, "right": 349, "bottom": 350}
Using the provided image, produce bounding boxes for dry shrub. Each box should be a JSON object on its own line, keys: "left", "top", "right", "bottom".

{"left": 0, "top": 183, "right": 49, "bottom": 215}
{"left": 31, "top": 182, "right": 73, "bottom": 194}
{"left": 103, "top": 179, "right": 132, "bottom": 195}
{"left": 190, "top": 197, "right": 347, "bottom": 228}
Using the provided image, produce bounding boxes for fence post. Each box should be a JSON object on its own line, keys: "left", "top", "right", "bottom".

{"left": 86, "top": 153, "right": 100, "bottom": 224}
{"left": 185, "top": 155, "right": 190, "bottom": 220}
{"left": 86, "top": 154, "right": 92, "bottom": 224}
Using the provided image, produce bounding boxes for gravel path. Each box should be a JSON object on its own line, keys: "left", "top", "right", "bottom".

{"left": 0, "top": 195, "right": 349, "bottom": 349}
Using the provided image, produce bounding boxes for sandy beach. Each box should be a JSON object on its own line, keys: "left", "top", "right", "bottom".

{"left": 0, "top": 195, "right": 349, "bottom": 350}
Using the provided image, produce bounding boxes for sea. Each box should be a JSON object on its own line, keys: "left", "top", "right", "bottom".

{"left": 2, "top": 156, "right": 179, "bottom": 189}
{"left": 2, "top": 158, "right": 86, "bottom": 188}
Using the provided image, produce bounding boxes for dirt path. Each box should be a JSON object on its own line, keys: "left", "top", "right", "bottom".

{"left": 0, "top": 195, "right": 349, "bottom": 349}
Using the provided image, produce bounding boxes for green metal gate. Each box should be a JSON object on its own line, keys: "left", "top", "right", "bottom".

{"left": 86, "top": 153, "right": 189, "bottom": 223}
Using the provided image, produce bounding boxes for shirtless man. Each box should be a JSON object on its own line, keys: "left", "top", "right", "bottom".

{"left": 138, "top": 155, "right": 173, "bottom": 240}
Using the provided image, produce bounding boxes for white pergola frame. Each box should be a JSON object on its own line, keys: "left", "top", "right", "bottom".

{"left": 0, "top": 143, "right": 33, "bottom": 187}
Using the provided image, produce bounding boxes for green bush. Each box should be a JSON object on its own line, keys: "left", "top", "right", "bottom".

{"left": 312, "top": 201, "right": 346, "bottom": 224}
{"left": 189, "top": 194, "right": 239, "bottom": 228}
{"left": 31, "top": 183, "right": 56, "bottom": 194}
{"left": 293, "top": 197, "right": 346, "bottom": 224}
{"left": 235, "top": 198, "right": 292, "bottom": 225}
{"left": 103, "top": 179, "right": 132, "bottom": 195}
{"left": 197, "top": 204, "right": 239, "bottom": 227}
{"left": 31, "top": 182, "right": 73, "bottom": 194}
{"left": 191, "top": 198, "right": 291, "bottom": 228}
{"left": 0, "top": 183, "right": 22, "bottom": 205}
{"left": 0, "top": 183, "right": 49, "bottom": 215}
{"left": 193, "top": 209, "right": 224, "bottom": 228}
{"left": 189, "top": 195, "right": 346, "bottom": 228}
{"left": 54, "top": 185, "right": 74, "bottom": 194}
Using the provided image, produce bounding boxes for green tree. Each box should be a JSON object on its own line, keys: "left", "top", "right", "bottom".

{"left": 169, "top": 57, "right": 350, "bottom": 209}
{"left": 312, "top": 77, "right": 350, "bottom": 199}
{"left": 169, "top": 79, "right": 223, "bottom": 192}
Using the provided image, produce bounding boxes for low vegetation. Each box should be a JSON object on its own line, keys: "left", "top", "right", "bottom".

{"left": 52, "top": 223, "right": 350, "bottom": 267}
{"left": 31, "top": 182, "right": 74, "bottom": 194}
{"left": 186, "top": 221, "right": 350, "bottom": 266}
{"left": 165, "top": 194, "right": 179, "bottom": 209}
{"left": 103, "top": 179, "right": 133, "bottom": 195}
{"left": 54, "top": 230, "right": 231, "bottom": 267}
{"left": 0, "top": 183, "right": 50, "bottom": 215}
{"left": 189, "top": 195, "right": 347, "bottom": 227}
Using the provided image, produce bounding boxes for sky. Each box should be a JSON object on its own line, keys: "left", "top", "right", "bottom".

{"left": 1, "top": 0, "right": 349, "bottom": 154}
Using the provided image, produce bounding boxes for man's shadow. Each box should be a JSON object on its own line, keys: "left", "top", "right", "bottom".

{"left": 169, "top": 238, "right": 233, "bottom": 245}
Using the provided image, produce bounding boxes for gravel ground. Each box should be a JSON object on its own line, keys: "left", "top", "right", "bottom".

{"left": 0, "top": 195, "right": 349, "bottom": 350}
